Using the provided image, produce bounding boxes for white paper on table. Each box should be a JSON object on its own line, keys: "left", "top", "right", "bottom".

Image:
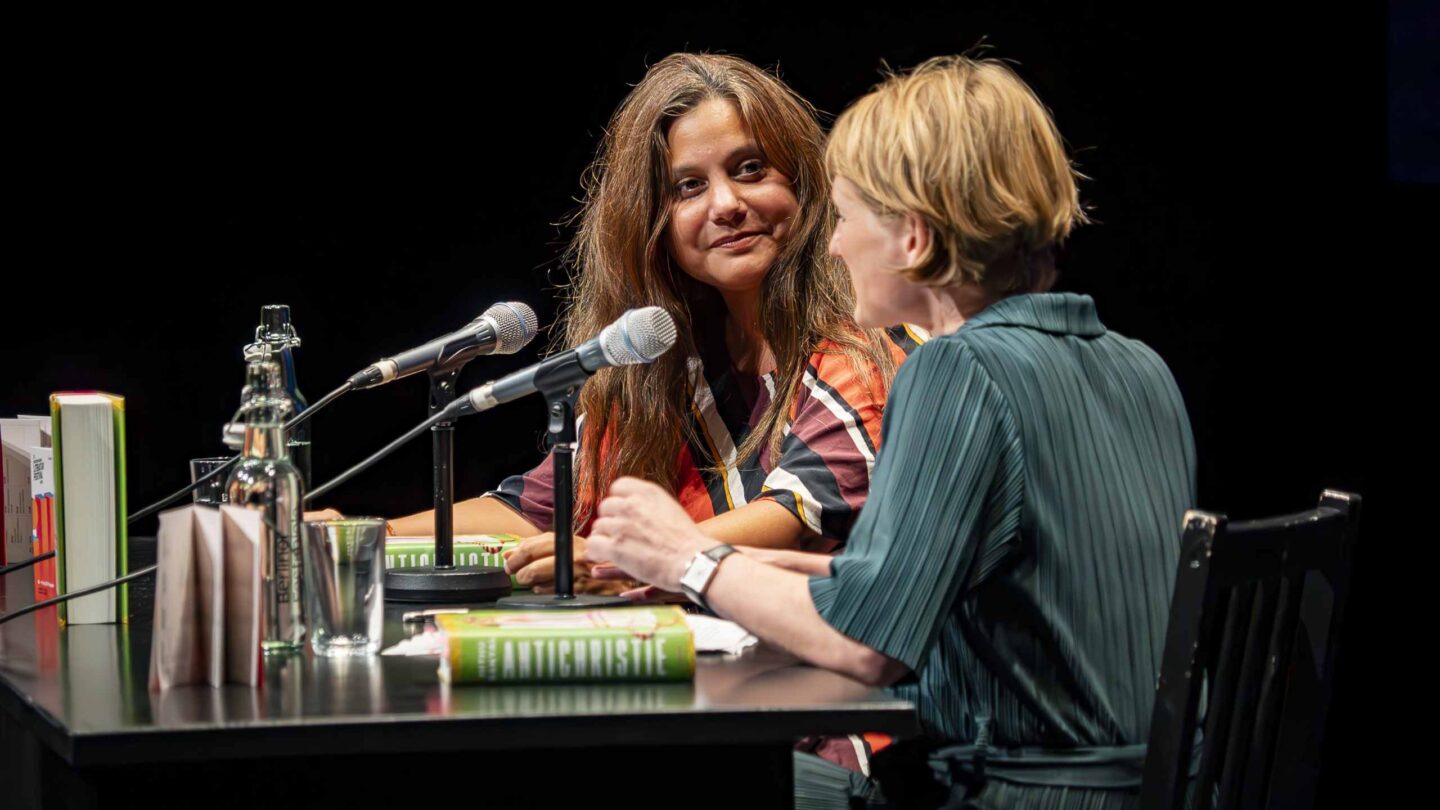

{"left": 683, "top": 614, "right": 758, "bottom": 654}
{"left": 220, "top": 506, "right": 262, "bottom": 687}
{"left": 381, "top": 630, "right": 448, "bottom": 656}
{"left": 149, "top": 507, "right": 202, "bottom": 690}
{"left": 149, "top": 505, "right": 265, "bottom": 690}
{"left": 194, "top": 507, "right": 225, "bottom": 687}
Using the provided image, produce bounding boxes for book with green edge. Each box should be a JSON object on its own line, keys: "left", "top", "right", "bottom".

{"left": 50, "top": 392, "right": 128, "bottom": 624}
{"left": 437, "top": 605, "right": 695, "bottom": 685}
{"left": 385, "top": 533, "right": 527, "bottom": 590}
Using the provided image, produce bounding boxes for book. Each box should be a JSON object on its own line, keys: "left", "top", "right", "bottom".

{"left": 31, "top": 447, "right": 58, "bottom": 602}
{"left": 386, "top": 533, "right": 527, "bottom": 589}
{"left": 437, "top": 605, "right": 695, "bottom": 685}
{"left": 148, "top": 504, "right": 263, "bottom": 689}
{"left": 2, "top": 416, "right": 50, "bottom": 556}
{"left": 2, "top": 415, "right": 51, "bottom": 604}
{"left": 50, "top": 393, "right": 129, "bottom": 624}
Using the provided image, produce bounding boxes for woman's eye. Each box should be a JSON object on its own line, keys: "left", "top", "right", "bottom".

{"left": 737, "top": 159, "right": 764, "bottom": 177}
{"left": 676, "top": 178, "right": 704, "bottom": 197}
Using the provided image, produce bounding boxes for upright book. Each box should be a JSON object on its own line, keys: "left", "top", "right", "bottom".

{"left": 2, "top": 415, "right": 51, "bottom": 605}
{"left": 31, "top": 447, "right": 57, "bottom": 602}
{"left": 50, "top": 392, "right": 128, "bottom": 624}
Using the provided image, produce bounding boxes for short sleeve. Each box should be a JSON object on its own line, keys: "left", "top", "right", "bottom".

{"left": 485, "top": 452, "right": 557, "bottom": 532}
{"left": 486, "top": 413, "right": 598, "bottom": 533}
{"left": 807, "top": 339, "right": 1024, "bottom": 672}
{"left": 754, "top": 348, "right": 890, "bottom": 543}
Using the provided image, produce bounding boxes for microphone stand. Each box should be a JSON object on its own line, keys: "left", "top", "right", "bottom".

{"left": 384, "top": 366, "right": 512, "bottom": 603}
{"left": 497, "top": 385, "right": 625, "bottom": 609}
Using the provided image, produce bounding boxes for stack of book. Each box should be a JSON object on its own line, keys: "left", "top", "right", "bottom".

{"left": 3, "top": 393, "right": 129, "bottom": 621}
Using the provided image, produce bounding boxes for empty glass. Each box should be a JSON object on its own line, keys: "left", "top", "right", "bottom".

{"left": 302, "top": 518, "right": 387, "bottom": 657}
{"left": 190, "top": 457, "right": 232, "bottom": 506}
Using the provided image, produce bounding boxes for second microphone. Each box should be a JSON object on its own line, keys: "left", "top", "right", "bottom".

{"left": 445, "top": 307, "right": 677, "bottom": 419}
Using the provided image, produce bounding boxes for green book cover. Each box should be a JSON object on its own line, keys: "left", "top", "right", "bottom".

{"left": 386, "top": 533, "right": 527, "bottom": 590}
{"left": 49, "top": 392, "right": 128, "bottom": 624}
{"left": 49, "top": 401, "right": 64, "bottom": 617}
{"left": 438, "top": 605, "right": 695, "bottom": 685}
{"left": 113, "top": 399, "right": 128, "bottom": 622}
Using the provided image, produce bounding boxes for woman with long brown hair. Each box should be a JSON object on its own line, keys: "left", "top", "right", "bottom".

{"left": 383, "top": 53, "right": 916, "bottom": 591}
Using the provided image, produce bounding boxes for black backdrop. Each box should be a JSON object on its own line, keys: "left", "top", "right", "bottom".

{"left": 4, "top": 5, "right": 1425, "bottom": 805}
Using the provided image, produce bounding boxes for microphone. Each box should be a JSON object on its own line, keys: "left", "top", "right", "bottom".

{"left": 305, "top": 307, "right": 676, "bottom": 504}
{"left": 446, "top": 307, "right": 677, "bottom": 418}
{"left": 346, "top": 301, "right": 539, "bottom": 389}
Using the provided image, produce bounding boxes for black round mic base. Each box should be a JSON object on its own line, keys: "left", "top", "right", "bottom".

{"left": 494, "top": 592, "right": 630, "bottom": 609}
{"left": 384, "top": 566, "right": 513, "bottom": 603}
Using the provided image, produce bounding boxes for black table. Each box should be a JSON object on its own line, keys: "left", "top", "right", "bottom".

{"left": 0, "top": 540, "right": 918, "bottom": 808}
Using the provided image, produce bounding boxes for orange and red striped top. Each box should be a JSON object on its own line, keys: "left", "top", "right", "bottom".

{"left": 488, "top": 326, "right": 923, "bottom": 547}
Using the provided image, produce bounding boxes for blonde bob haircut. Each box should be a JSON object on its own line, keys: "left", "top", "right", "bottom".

{"left": 826, "top": 55, "right": 1088, "bottom": 294}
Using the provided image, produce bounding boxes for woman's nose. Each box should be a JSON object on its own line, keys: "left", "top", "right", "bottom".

{"left": 710, "top": 177, "right": 747, "bottom": 225}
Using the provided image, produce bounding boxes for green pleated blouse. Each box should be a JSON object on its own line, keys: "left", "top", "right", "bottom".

{"left": 810, "top": 292, "right": 1196, "bottom": 751}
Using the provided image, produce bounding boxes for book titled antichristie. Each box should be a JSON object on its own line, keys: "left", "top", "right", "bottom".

{"left": 437, "top": 605, "right": 696, "bottom": 685}
{"left": 386, "top": 533, "right": 526, "bottom": 589}
{"left": 50, "top": 392, "right": 128, "bottom": 625}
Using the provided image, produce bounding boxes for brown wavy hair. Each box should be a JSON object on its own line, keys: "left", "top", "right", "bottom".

{"left": 560, "top": 53, "right": 894, "bottom": 528}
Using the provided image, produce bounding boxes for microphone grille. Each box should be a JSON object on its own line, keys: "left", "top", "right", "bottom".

{"left": 483, "top": 302, "right": 539, "bottom": 355}
{"left": 602, "top": 306, "right": 678, "bottom": 365}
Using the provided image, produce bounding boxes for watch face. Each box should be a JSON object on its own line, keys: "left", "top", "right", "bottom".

{"left": 681, "top": 553, "right": 719, "bottom": 593}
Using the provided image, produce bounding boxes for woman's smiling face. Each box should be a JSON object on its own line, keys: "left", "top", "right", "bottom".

{"left": 664, "top": 98, "right": 799, "bottom": 295}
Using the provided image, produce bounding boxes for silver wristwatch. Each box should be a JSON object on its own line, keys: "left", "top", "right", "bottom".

{"left": 679, "top": 544, "right": 738, "bottom": 612}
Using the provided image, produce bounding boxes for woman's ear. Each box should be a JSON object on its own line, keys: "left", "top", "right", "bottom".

{"left": 901, "top": 211, "right": 932, "bottom": 267}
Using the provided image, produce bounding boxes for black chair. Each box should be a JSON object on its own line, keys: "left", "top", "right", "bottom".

{"left": 1140, "top": 490, "right": 1361, "bottom": 810}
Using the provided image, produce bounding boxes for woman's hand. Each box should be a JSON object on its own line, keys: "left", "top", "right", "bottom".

{"left": 584, "top": 477, "right": 711, "bottom": 593}
{"left": 504, "top": 533, "right": 640, "bottom": 595}
{"left": 303, "top": 508, "right": 345, "bottom": 522}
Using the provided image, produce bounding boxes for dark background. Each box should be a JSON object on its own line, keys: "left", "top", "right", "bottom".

{"left": 5, "top": 4, "right": 1429, "bottom": 805}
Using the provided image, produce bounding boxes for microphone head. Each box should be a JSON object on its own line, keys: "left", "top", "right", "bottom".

{"left": 600, "top": 306, "right": 678, "bottom": 366}
{"left": 481, "top": 302, "right": 539, "bottom": 355}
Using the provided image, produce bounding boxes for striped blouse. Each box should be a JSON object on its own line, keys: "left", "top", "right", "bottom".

{"left": 809, "top": 294, "right": 1195, "bottom": 794}
{"left": 488, "top": 327, "right": 920, "bottom": 547}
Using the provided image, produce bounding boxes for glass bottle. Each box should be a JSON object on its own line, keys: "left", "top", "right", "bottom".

{"left": 226, "top": 360, "right": 306, "bottom": 653}
{"left": 246, "top": 304, "right": 312, "bottom": 486}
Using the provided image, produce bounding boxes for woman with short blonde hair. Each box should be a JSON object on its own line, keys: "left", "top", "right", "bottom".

{"left": 826, "top": 54, "right": 1087, "bottom": 292}
{"left": 587, "top": 55, "right": 1196, "bottom": 808}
